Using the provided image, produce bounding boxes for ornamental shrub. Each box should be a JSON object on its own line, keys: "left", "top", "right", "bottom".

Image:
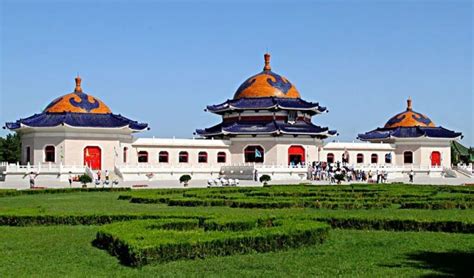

{"left": 179, "top": 175, "right": 192, "bottom": 186}
{"left": 78, "top": 174, "right": 92, "bottom": 187}
{"left": 259, "top": 174, "right": 271, "bottom": 185}
{"left": 334, "top": 173, "right": 345, "bottom": 184}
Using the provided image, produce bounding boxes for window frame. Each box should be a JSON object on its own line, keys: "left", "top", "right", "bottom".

{"left": 198, "top": 151, "right": 208, "bottom": 163}
{"left": 244, "top": 145, "right": 264, "bottom": 163}
{"left": 217, "top": 152, "right": 226, "bottom": 163}
{"left": 25, "top": 146, "right": 31, "bottom": 164}
{"left": 371, "top": 153, "right": 378, "bottom": 164}
{"left": 44, "top": 145, "right": 55, "bottom": 163}
{"left": 138, "top": 151, "right": 149, "bottom": 163}
{"left": 123, "top": 147, "right": 128, "bottom": 163}
{"left": 179, "top": 151, "right": 189, "bottom": 163}
{"left": 327, "top": 153, "right": 335, "bottom": 164}
{"left": 356, "top": 153, "right": 364, "bottom": 164}
{"left": 158, "top": 151, "right": 169, "bottom": 163}
{"left": 404, "top": 151, "right": 413, "bottom": 164}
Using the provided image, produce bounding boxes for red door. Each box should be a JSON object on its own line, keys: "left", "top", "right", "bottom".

{"left": 431, "top": 151, "right": 441, "bottom": 166}
{"left": 84, "top": 146, "right": 102, "bottom": 170}
{"left": 288, "top": 145, "right": 305, "bottom": 165}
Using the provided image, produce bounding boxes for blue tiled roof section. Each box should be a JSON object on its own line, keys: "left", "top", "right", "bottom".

{"left": 196, "top": 120, "right": 335, "bottom": 137}
{"left": 5, "top": 112, "right": 148, "bottom": 131}
{"left": 358, "top": 127, "right": 461, "bottom": 140}
{"left": 206, "top": 97, "right": 326, "bottom": 114}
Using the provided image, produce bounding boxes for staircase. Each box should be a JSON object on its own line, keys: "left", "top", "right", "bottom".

{"left": 453, "top": 166, "right": 473, "bottom": 178}
{"left": 443, "top": 168, "right": 457, "bottom": 178}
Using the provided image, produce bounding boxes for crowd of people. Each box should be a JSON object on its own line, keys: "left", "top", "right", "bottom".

{"left": 307, "top": 161, "right": 390, "bottom": 184}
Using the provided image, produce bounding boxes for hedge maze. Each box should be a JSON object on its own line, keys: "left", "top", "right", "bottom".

{"left": 94, "top": 218, "right": 329, "bottom": 266}
{"left": 119, "top": 184, "right": 474, "bottom": 210}
{"left": 0, "top": 183, "right": 473, "bottom": 271}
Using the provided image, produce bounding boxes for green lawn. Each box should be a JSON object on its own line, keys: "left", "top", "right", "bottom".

{"left": 0, "top": 184, "right": 473, "bottom": 276}
{"left": 0, "top": 226, "right": 472, "bottom": 277}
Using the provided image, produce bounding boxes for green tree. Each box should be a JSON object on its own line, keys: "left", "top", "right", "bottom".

{"left": 0, "top": 133, "right": 21, "bottom": 163}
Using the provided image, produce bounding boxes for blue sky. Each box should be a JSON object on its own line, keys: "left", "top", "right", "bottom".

{"left": 1, "top": 1, "right": 472, "bottom": 145}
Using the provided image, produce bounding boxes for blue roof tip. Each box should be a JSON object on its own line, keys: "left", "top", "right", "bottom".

{"left": 5, "top": 112, "right": 148, "bottom": 131}
{"left": 359, "top": 126, "right": 462, "bottom": 140}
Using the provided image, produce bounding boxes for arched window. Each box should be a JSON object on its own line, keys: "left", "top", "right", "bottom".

{"left": 179, "top": 151, "right": 189, "bottom": 163}
{"left": 159, "top": 151, "right": 169, "bottom": 163}
{"left": 26, "top": 146, "right": 31, "bottom": 163}
{"left": 404, "top": 151, "right": 413, "bottom": 164}
{"left": 288, "top": 145, "right": 305, "bottom": 165}
{"left": 342, "top": 152, "right": 349, "bottom": 163}
{"left": 244, "top": 145, "right": 264, "bottom": 163}
{"left": 356, "top": 153, "right": 364, "bottom": 164}
{"left": 123, "top": 147, "right": 128, "bottom": 163}
{"left": 385, "top": 153, "right": 392, "bottom": 164}
{"left": 44, "top": 146, "right": 55, "bottom": 162}
{"left": 371, "top": 154, "right": 378, "bottom": 164}
{"left": 217, "top": 152, "right": 226, "bottom": 163}
{"left": 198, "top": 151, "right": 208, "bottom": 163}
{"left": 327, "top": 153, "right": 335, "bottom": 164}
{"left": 138, "top": 151, "right": 148, "bottom": 163}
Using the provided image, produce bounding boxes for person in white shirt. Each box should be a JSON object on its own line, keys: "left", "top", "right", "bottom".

{"left": 29, "top": 172, "right": 37, "bottom": 189}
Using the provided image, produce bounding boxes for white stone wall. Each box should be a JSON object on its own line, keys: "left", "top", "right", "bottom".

{"left": 127, "top": 138, "right": 231, "bottom": 168}
{"left": 321, "top": 142, "right": 396, "bottom": 166}
{"left": 394, "top": 140, "right": 451, "bottom": 168}
{"left": 229, "top": 136, "right": 323, "bottom": 166}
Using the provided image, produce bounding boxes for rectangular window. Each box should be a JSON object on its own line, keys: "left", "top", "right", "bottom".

{"left": 288, "top": 111, "right": 297, "bottom": 123}
{"left": 159, "top": 151, "right": 169, "bottom": 163}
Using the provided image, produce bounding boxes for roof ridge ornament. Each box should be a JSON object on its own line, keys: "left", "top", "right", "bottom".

{"left": 407, "top": 97, "right": 412, "bottom": 111}
{"left": 263, "top": 53, "right": 271, "bottom": 71}
{"left": 75, "top": 75, "right": 83, "bottom": 93}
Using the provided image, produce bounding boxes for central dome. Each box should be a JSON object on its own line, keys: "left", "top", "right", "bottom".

{"left": 384, "top": 98, "right": 435, "bottom": 128}
{"left": 233, "top": 53, "right": 301, "bottom": 99}
{"left": 43, "top": 76, "right": 112, "bottom": 114}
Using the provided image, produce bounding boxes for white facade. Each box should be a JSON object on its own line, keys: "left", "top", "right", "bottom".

{"left": 1, "top": 127, "right": 459, "bottom": 184}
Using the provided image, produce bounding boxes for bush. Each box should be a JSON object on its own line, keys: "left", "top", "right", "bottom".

{"left": 259, "top": 175, "right": 271, "bottom": 185}
{"left": 334, "top": 173, "right": 345, "bottom": 184}
{"left": 179, "top": 175, "right": 192, "bottom": 186}
{"left": 78, "top": 174, "right": 92, "bottom": 187}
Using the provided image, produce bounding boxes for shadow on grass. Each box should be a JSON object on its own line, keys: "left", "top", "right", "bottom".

{"left": 384, "top": 250, "right": 474, "bottom": 277}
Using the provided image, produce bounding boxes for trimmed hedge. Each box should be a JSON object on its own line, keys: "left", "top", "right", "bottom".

{"left": 0, "top": 214, "right": 204, "bottom": 226}
{"left": 0, "top": 187, "right": 130, "bottom": 198}
{"left": 128, "top": 196, "right": 392, "bottom": 209}
{"left": 400, "top": 201, "right": 474, "bottom": 210}
{"left": 317, "top": 217, "right": 474, "bottom": 233}
{"left": 119, "top": 184, "right": 474, "bottom": 211}
{"left": 94, "top": 218, "right": 330, "bottom": 266}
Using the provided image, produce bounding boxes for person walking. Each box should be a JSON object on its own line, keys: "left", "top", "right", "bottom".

{"left": 29, "top": 172, "right": 37, "bottom": 189}
{"left": 105, "top": 170, "right": 110, "bottom": 186}
{"left": 68, "top": 171, "right": 73, "bottom": 187}
{"left": 409, "top": 170, "right": 414, "bottom": 183}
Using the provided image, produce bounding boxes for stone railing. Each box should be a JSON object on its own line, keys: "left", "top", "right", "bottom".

{"left": 2, "top": 162, "right": 86, "bottom": 174}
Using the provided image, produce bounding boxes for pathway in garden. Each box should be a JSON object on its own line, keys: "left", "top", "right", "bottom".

{"left": 0, "top": 176, "right": 472, "bottom": 190}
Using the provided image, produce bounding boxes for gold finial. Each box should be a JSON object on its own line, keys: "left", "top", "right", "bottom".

{"left": 263, "top": 53, "right": 271, "bottom": 71}
{"left": 407, "top": 97, "right": 412, "bottom": 111}
{"left": 75, "top": 75, "right": 82, "bottom": 92}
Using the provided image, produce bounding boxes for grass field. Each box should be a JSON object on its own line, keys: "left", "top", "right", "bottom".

{"left": 0, "top": 184, "right": 473, "bottom": 277}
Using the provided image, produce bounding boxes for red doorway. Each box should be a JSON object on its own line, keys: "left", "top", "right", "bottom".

{"left": 84, "top": 146, "right": 102, "bottom": 170}
{"left": 431, "top": 151, "right": 441, "bottom": 166}
{"left": 288, "top": 145, "right": 305, "bottom": 165}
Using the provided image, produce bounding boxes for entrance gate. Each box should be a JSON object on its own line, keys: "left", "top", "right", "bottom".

{"left": 84, "top": 146, "right": 102, "bottom": 170}
{"left": 431, "top": 151, "right": 441, "bottom": 166}
{"left": 288, "top": 145, "right": 305, "bottom": 165}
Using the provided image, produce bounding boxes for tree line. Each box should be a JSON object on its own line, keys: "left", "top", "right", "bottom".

{"left": 0, "top": 133, "right": 21, "bottom": 163}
